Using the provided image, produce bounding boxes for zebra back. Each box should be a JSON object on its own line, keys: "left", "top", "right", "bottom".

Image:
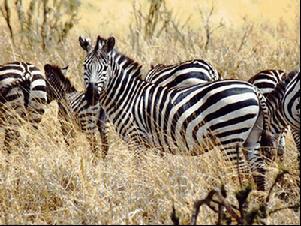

{"left": 145, "top": 59, "right": 221, "bottom": 88}
{"left": 248, "top": 70, "right": 285, "bottom": 95}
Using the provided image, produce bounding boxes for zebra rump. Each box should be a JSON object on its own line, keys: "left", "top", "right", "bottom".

{"left": 248, "top": 69, "right": 287, "bottom": 160}
{"left": 0, "top": 62, "right": 47, "bottom": 152}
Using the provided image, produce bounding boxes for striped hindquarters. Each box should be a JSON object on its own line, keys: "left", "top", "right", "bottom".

{"left": 249, "top": 69, "right": 288, "bottom": 158}
{"left": 27, "top": 72, "right": 47, "bottom": 127}
{"left": 0, "top": 62, "right": 47, "bottom": 150}
{"left": 248, "top": 69, "right": 285, "bottom": 94}
{"left": 0, "top": 62, "right": 47, "bottom": 123}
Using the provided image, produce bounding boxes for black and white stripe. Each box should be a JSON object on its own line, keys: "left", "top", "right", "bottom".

{"left": 79, "top": 37, "right": 222, "bottom": 154}
{"left": 145, "top": 59, "right": 221, "bottom": 88}
{"left": 44, "top": 64, "right": 108, "bottom": 158}
{"left": 253, "top": 70, "right": 301, "bottom": 162}
{"left": 248, "top": 70, "right": 286, "bottom": 94}
{"left": 80, "top": 35, "right": 273, "bottom": 190}
{"left": 248, "top": 69, "right": 287, "bottom": 159}
{"left": 0, "top": 62, "right": 47, "bottom": 152}
{"left": 253, "top": 70, "right": 300, "bottom": 160}
{"left": 281, "top": 71, "right": 300, "bottom": 155}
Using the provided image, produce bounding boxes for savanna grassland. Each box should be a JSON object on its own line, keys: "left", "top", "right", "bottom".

{"left": 0, "top": 0, "right": 300, "bottom": 224}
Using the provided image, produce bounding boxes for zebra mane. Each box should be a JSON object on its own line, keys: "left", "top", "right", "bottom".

{"left": 111, "top": 48, "right": 143, "bottom": 79}
{"left": 44, "top": 64, "right": 77, "bottom": 101}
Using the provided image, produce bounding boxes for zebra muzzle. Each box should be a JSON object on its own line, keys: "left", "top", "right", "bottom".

{"left": 85, "top": 82, "right": 100, "bottom": 105}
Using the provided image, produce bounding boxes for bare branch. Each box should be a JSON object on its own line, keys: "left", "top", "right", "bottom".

{"left": 190, "top": 190, "right": 216, "bottom": 225}
{"left": 269, "top": 203, "right": 300, "bottom": 215}
{"left": 1, "top": 0, "right": 14, "bottom": 44}
{"left": 266, "top": 170, "right": 290, "bottom": 203}
{"left": 237, "top": 24, "right": 253, "bottom": 52}
{"left": 41, "top": 0, "right": 48, "bottom": 50}
{"left": 170, "top": 205, "right": 179, "bottom": 225}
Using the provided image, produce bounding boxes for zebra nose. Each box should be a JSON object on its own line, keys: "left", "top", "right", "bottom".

{"left": 85, "top": 83, "right": 99, "bottom": 105}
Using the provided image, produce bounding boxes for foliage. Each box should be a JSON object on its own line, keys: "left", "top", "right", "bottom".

{"left": 1, "top": 0, "right": 80, "bottom": 49}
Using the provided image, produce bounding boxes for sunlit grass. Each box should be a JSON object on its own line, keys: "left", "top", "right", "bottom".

{"left": 0, "top": 0, "right": 300, "bottom": 223}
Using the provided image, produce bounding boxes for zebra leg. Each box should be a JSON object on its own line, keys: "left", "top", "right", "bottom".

{"left": 222, "top": 145, "right": 251, "bottom": 187}
{"left": 291, "top": 127, "right": 300, "bottom": 161}
{"left": 277, "top": 133, "right": 286, "bottom": 162}
{"left": 97, "top": 110, "right": 109, "bottom": 158}
{"left": 244, "top": 113, "right": 268, "bottom": 191}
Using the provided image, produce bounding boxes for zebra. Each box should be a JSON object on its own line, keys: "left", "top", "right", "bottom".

{"left": 265, "top": 70, "right": 300, "bottom": 159}
{"left": 145, "top": 59, "right": 222, "bottom": 88}
{"left": 282, "top": 71, "right": 300, "bottom": 156}
{"left": 78, "top": 37, "right": 222, "bottom": 153}
{"left": 79, "top": 37, "right": 221, "bottom": 91}
{"left": 44, "top": 64, "right": 108, "bottom": 159}
{"left": 0, "top": 62, "right": 47, "bottom": 152}
{"left": 248, "top": 69, "right": 287, "bottom": 159}
{"left": 79, "top": 35, "right": 274, "bottom": 190}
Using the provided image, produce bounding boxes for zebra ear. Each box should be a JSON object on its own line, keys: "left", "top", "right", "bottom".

{"left": 105, "top": 37, "right": 115, "bottom": 53}
{"left": 44, "top": 64, "right": 52, "bottom": 73}
{"left": 61, "top": 66, "right": 69, "bottom": 76}
{"left": 79, "top": 36, "right": 92, "bottom": 52}
{"left": 95, "top": 35, "right": 105, "bottom": 54}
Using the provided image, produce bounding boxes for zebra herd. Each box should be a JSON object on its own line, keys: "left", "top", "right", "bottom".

{"left": 0, "top": 35, "right": 300, "bottom": 191}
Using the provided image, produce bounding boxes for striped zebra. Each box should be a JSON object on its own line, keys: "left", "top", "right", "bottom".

{"left": 0, "top": 62, "right": 47, "bottom": 152}
{"left": 248, "top": 70, "right": 287, "bottom": 159}
{"left": 78, "top": 37, "right": 222, "bottom": 154}
{"left": 79, "top": 35, "right": 273, "bottom": 190}
{"left": 265, "top": 70, "right": 300, "bottom": 159}
{"left": 145, "top": 59, "right": 221, "bottom": 87}
{"left": 282, "top": 71, "right": 300, "bottom": 156}
{"left": 44, "top": 64, "right": 108, "bottom": 159}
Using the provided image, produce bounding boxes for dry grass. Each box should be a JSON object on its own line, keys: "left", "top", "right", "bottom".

{"left": 0, "top": 0, "right": 300, "bottom": 224}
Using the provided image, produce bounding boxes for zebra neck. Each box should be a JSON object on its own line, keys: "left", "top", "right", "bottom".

{"left": 99, "top": 69, "right": 145, "bottom": 109}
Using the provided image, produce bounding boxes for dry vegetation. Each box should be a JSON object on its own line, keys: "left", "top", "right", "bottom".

{"left": 0, "top": 0, "right": 300, "bottom": 224}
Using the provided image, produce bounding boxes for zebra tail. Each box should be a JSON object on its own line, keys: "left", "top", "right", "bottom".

{"left": 255, "top": 88, "right": 275, "bottom": 159}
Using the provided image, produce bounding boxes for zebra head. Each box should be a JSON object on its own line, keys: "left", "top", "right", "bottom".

{"left": 79, "top": 35, "right": 115, "bottom": 105}
{"left": 44, "top": 64, "right": 73, "bottom": 103}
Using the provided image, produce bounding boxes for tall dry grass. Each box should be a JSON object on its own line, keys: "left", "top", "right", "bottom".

{"left": 0, "top": 0, "right": 300, "bottom": 224}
